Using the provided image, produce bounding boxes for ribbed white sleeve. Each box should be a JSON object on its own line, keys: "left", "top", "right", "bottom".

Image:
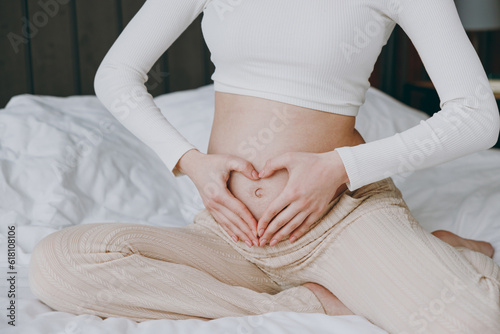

{"left": 335, "top": 0, "right": 500, "bottom": 191}
{"left": 94, "top": 0, "right": 209, "bottom": 177}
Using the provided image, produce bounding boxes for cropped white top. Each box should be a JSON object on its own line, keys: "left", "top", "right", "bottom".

{"left": 94, "top": 0, "right": 499, "bottom": 191}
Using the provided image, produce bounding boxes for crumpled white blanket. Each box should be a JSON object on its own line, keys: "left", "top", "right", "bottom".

{"left": 0, "top": 84, "right": 498, "bottom": 333}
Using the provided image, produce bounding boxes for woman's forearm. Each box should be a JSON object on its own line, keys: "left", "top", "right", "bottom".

{"left": 322, "top": 150, "right": 350, "bottom": 186}
{"left": 176, "top": 149, "right": 204, "bottom": 177}
{"left": 335, "top": 0, "right": 500, "bottom": 191}
{"left": 94, "top": 0, "right": 208, "bottom": 177}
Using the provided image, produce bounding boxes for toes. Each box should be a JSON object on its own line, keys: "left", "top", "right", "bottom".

{"left": 431, "top": 230, "right": 453, "bottom": 240}
{"left": 481, "top": 241, "right": 494, "bottom": 258}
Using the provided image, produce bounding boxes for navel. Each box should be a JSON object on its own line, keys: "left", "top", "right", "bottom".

{"left": 254, "top": 187, "right": 264, "bottom": 198}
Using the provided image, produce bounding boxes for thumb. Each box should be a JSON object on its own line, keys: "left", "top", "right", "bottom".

{"left": 259, "top": 153, "right": 291, "bottom": 178}
{"left": 226, "top": 157, "right": 260, "bottom": 180}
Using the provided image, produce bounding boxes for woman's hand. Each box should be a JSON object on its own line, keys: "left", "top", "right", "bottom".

{"left": 176, "top": 149, "right": 260, "bottom": 248}
{"left": 256, "top": 150, "right": 349, "bottom": 247}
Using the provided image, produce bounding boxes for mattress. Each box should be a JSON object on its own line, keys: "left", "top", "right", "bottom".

{"left": 0, "top": 84, "right": 499, "bottom": 333}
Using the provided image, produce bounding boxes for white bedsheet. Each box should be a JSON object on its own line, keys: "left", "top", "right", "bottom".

{"left": 0, "top": 84, "right": 499, "bottom": 334}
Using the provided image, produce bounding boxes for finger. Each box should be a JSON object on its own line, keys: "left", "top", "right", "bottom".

{"left": 210, "top": 210, "right": 240, "bottom": 243}
{"left": 207, "top": 181, "right": 257, "bottom": 232}
{"left": 268, "top": 210, "right": 310, "bottom": 246}
{"left": 226, "top": 157, "right": 259, "bottom": 180}
{"left": 215, "top": 203, "right": 259, "bottom": 246}
{"left": 257, "top": 191, "right": 292, "bottom": 236}
{"left": 289, "top": 212, "right": 321, "bottom": 243}
{"left": 222, "top": 189, "right": 258, "bottom": 235}
{"left": 212, "top": 208, "right": 254, "bottom": 247}
{"left": 258, "top": 152, "right": 292, "bottom": 178}
{"left": 259, "top": 202, "right": 303, "bottom": 246}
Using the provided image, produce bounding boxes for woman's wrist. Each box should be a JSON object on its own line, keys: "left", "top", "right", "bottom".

{"left": 324, "top": 150, "right": 350, "bottom": 185}
{"left": 176, "top": 149, "right": 203, "bottom": 177}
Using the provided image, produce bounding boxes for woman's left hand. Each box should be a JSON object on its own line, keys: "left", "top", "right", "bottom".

{"left": 257, "top": 150, "right": 349, "bottom": 247}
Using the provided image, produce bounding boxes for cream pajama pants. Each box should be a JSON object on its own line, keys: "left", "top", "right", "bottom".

{"left": 29, "top": 178, "right": 500, "bottom": 333}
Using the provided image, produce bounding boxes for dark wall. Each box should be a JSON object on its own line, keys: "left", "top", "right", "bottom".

{"left": 0, "top": 0, "right": 214, "bottom": 108}
{"left": 1, "top": 0, "right": 499, "bottom": 115}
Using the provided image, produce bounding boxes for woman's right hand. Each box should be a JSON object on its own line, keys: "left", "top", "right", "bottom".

{"left": 176, "top": 149, "right": 260, "bottom": 248}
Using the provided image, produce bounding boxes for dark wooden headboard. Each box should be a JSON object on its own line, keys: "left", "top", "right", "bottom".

{"left": 0, "top": 0, "right": 406, "bottom": 109}
{"left": 0, "top": 0, "right": 214, "bottom": 108}
{"left": 1, "top": 0, "right": 499, "bottom": 114}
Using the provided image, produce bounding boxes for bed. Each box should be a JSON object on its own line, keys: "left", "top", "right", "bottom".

{"left": 1, "top": 84, "right": 499, "bottom": 334}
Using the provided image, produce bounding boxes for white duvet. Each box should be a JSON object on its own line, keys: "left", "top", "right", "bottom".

{"left": 0, "top": 84, "right": 499, "bottom": 334}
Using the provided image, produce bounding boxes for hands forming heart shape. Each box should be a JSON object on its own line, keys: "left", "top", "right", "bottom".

{"left": 176, "top": 149, "right": 349, "bottom": 248}
{"left": 255, "top": 150, "right": 349, "bottom": 246}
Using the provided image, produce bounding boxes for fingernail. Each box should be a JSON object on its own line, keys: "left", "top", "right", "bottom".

{"left": 259, "top": 229, "right": 264, "bottom": 237}
{"left": 232, "top": 235, "right": 238, "bottom": 242}
{"left": 259, "top": 239, "right": 267, "bottom": 247}
{"left": 270, "top": 239, "right": 278, "bottom": 247}
{"left": 252, "top": 170, "right": 259, "bottom": 179}
{"left": 290, "top": 236, "right": 297, "bottom": 243}
{"left": 245, "top": 240, "right": 253, "bottom": 248}
{"left": 258, "top": 171, "right": 264, "bottom": 178}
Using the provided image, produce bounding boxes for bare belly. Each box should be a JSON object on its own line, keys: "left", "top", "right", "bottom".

{"left": 207, "top": 92, "right": 366, "bottom": 221}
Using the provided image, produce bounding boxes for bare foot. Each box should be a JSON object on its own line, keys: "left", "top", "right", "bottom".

{"left": 303, "top": 282, "right": 354, "bottom": 316}
{"left": 432, "top": 230, "right": 495, "bottom": 258}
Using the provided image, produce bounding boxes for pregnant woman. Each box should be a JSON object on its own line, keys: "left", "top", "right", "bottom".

{"left": 30, "top": 0, "right": 500, "bottom": 332}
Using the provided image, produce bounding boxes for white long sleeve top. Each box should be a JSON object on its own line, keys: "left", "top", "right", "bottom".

{"left": 94, "top": 0, "right": 500, "bottom": 191}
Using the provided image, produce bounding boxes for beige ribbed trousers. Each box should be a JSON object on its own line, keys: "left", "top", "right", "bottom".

{"left": 29, "top": 178, "right": 500, "bottom": 333}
